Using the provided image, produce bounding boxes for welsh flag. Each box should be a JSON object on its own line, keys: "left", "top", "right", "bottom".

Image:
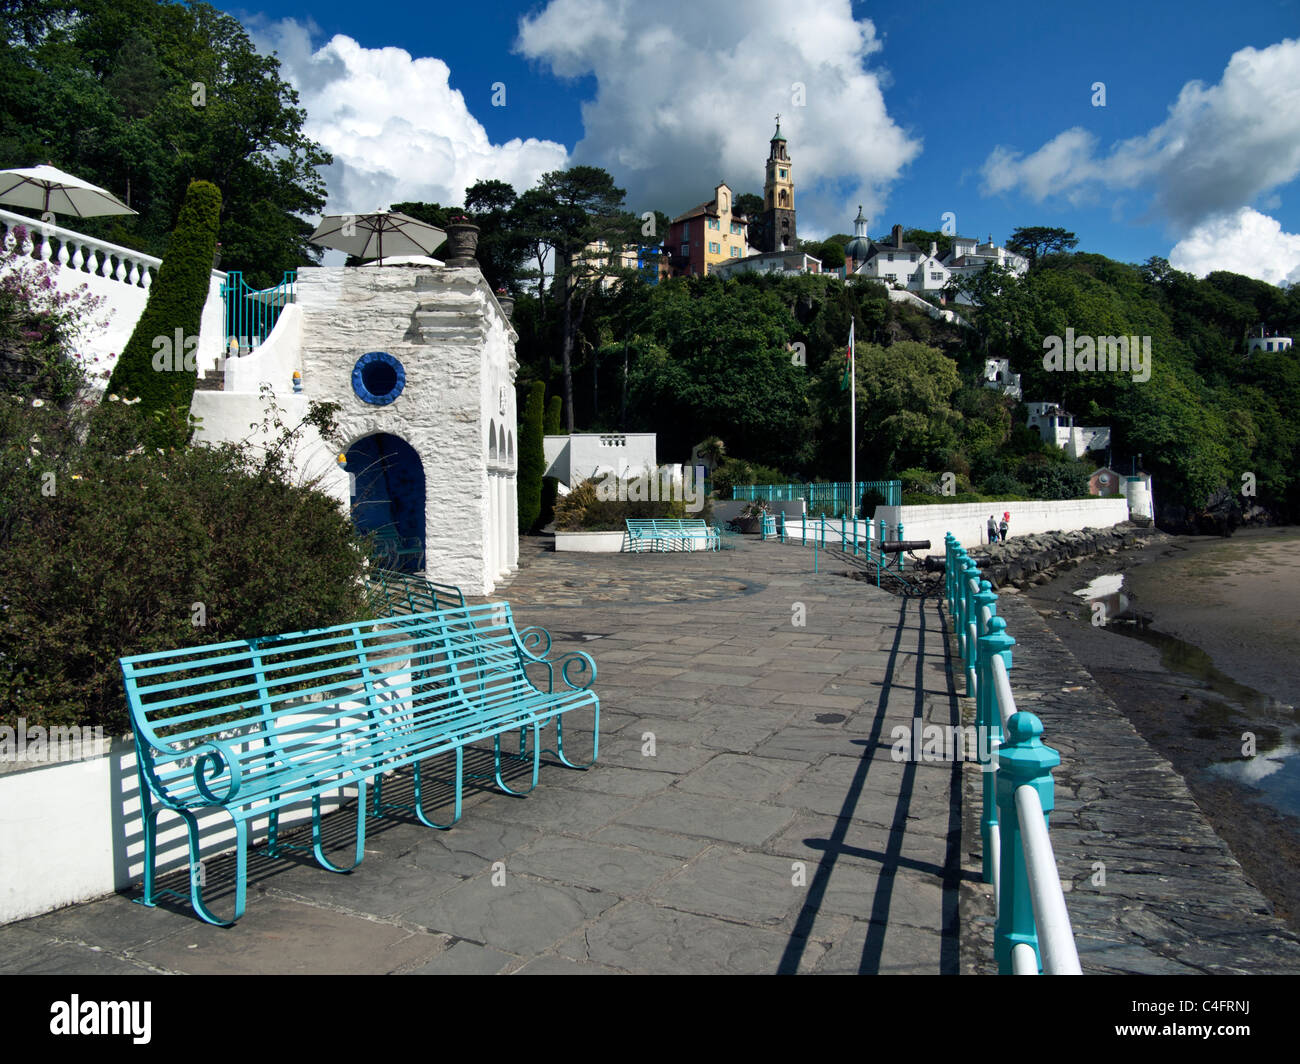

{"left": 840, "top": 318, "right": 855, "bottom": 391}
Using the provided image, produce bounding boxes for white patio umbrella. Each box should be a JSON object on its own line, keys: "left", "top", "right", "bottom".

{"left": 309, "top": 210, "right": 446, "bottom": 265}
{"left": 0, "top": 164, "right": 137, "bottom": 218}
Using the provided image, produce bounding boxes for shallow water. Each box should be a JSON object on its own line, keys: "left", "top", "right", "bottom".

{"left": 1073, "top": 570, "right": 1300, "bottom": 820}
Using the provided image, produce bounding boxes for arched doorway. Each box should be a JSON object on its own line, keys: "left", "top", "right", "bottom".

{"left": 345, "top": 433, "right": 426, "bottom": 572}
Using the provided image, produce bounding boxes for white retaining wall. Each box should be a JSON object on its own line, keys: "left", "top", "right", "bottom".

{"left": 875, "top": 498, "right": 1132, "bottom": 556}
{"left": 0, "top": 738, "right": 350, "bottom": 924}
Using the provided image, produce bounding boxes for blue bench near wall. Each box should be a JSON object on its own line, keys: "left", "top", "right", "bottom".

{"left": 120, "top": 603, "right": 598, "bottom": 926}
{"left": 625, "top": 518, "right": 720, "bottom": 552}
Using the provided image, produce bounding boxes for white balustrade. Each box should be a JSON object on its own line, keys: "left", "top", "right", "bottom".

{"left": 0, "top": 205, "right": 164, "bottom": 291}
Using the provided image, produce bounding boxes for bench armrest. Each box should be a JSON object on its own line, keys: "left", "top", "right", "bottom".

{"left": 516, "top": 625, "right": 552, "bottom": 661}
{"left": 553, "top": 650, "right": 597, "bottom": 691}
{"left": 144, "top": 737, "right": 246, "bottom": 808}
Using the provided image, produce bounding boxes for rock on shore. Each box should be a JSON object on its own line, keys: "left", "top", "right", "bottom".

{"left": 962, "top": 523, "right": 1170, "bottom": 591}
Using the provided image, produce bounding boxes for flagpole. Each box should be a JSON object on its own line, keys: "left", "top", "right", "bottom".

{"left": 849, "top": 317, "right": 856, "bottom": 518}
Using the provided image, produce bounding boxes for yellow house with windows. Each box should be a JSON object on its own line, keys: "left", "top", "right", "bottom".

{"left": 667, "top": 182, "right": 750, "bottom": 277}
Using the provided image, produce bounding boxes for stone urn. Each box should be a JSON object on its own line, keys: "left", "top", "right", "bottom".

{"left": 495, "top": 289, "right": 515, "bottom": 320}
{"left": 443, "top": 222, "right": 480, "bottom": 267}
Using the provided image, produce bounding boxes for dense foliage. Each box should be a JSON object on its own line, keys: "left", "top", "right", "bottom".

{"left": 0, "top": 394, "right": 373, "bottom": 733}
{"left": 1, "top": 0, "right": 331, "bottom": 288}
{"left": 552, "top": 477, "right": 709, "bottom": 532}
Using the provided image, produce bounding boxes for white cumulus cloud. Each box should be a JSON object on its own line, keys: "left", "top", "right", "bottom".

{"left": 981, "top": 38, "right": 1300, "bottom": 228}
{"left": 1169, "top": 207, "right": 1300, "bottom": 286}
{"left": 251, "top": 19, "right": 569, "bottom": 216}
{"left": 514, "top": 0, "right": 920, "bottom": 237}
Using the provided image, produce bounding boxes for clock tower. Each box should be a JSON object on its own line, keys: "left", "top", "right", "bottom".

{"left": 762, "top": 116, "right": 796, "bottom": 252}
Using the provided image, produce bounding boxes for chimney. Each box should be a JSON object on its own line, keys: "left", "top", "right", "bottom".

{"left": 930, "top": 241, "right": 937, "bottom": 258}
{"left": 892, "top": 223, "right": 903, "bottom": 247}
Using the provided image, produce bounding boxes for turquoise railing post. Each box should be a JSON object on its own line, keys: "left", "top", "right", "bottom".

{"left": 813, "top": 531, "right": 818, "bottom": 572}
{"left": 840, "top": 515, "right": 846, "bottom": 550}
{"left": 801, "top": 513, "right": 806, "bottom": 546}
{"left": 954, "top": 547, "right": 969, "bottom": 638}
{"left": 994, "top": 711, "right": 1060, "bottom": 974}
{"left": 944, "top": 534, "right": 957, "bottom": 620}
{"left": 977, "top": 616, "right": 1015, "bottom": 885}
{"left": 779, "top": 511, "right": 786, "bottom": 544}
{"left": 974, "top": 579, "right": 997, "bottom": 636}
{"left": 961, "top": 558, "right": 980, "bottom": 692}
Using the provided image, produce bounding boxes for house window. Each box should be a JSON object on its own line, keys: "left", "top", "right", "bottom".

{"left": 682, "top": 221, "right": 689, "bottom": 238}
{"left": 708, "top": 241, "right": 720, "bottom": 254}
{"left": 887, "top": 253, "right": 894, "bottom": 262}
{"left": 779, "top": 169, "right": 787, "bottom": 179}
{"left": 931, "top": 272, "right": 943, "bottom": 281}
{"left": 730, "top": 246, "right": 740, "bottom": 257}
{"left": 730, "top": 222, "right": 742, "bottom": 234}
{"left": 708, "top": 218, "right": 720, "bottom": 230}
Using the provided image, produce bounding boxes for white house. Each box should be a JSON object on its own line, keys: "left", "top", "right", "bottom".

{"left": 191, "top": 264, "right": 520, "bottom": 596}
{"left": 711, "top": 250, "right": 823, "bottom": 279}
{"left": 543, "top": 432, "right": 659, "bottom": 486}
{"left": 1246, "top": 329, "right": 1293, "bottom": 355}
{"left": 983, "top": 358, "right": 1022, "bottom": 399}
{"left": 943, "top": 234, "right": 1029, "bottom": 283}
{"left": 850, "top": 222, "right": 951, "bottom": 295}
{"left": 1025, "top": 401, "right": 1110, "bottom": 458}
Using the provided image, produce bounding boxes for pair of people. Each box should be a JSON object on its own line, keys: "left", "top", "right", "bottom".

{"left": 987, "top": 512, "right": 1010, "bottom": 544}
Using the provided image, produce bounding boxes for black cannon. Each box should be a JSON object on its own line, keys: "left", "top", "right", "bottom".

{"left": 878, "top": 539, "right": 932, "bottom": 554}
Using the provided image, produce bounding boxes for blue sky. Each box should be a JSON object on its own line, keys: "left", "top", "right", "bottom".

{"left": 228, "top": 0, "right": 1300, "bottom": 283}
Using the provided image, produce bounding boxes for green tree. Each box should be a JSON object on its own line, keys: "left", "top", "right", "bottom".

{"left": 0, "top": 0, "right": 331, "bottom": 288}
{"left": 516, "top": 380, "right": 545, "bottom": 533}
{"left": 532, "top": 166, "right": 640, "bottom": 432}
{"left": 1005, "top": 226, "right": 1079, "bottom": 269}
{"left": 104, "top": 178, "right": 220, "bottom": 447}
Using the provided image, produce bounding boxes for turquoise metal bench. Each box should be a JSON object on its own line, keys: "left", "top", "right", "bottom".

{"left": 624, "top": 518, "right": 720, "bottom": 552}
{"left": 370, "top": 524, "right": 424, "bottom": 572}
{"left": 369, "top": 570, "right": 466, "bottom": 615}
{"left": 120, "top": 603, "right": 598, "bottom": 926}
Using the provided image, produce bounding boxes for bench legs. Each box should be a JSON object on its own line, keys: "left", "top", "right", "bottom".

{"left": 493, "top": 723, "right": 541, "bottom": 795}
{"left": 547, "top": 704, "right": 600, "bottom": 769}
{"left": 310, "top": 787, "right": 367, "bottom": 873}
{"left": 411, "top": 748, "right": 463, "bottom": 829}
{"left": 137, "top": 802, "right": 247, "bottom": 927}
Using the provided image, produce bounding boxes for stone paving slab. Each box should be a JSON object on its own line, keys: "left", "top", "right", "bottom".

{"left": 0, "top": 538, "right": 964, "bottom": 975}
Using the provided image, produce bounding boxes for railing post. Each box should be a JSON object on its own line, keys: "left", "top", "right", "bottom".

{"left": 994, "top": 711, "right": 1059, "bottom": 975}
{"left": 973, "top": 580, "right": 997, "bottom": 636}
{"left": 977, "top": 617, "right": 1015, "bottom": 886}
{"left": 801, "top": 513, "right": 806, "bottom": 546}
{"left": 960, "top": 557, "right": 979, "bottom": 680}
{"left": 840, "top": 515, "right": 846, "bottom": 550}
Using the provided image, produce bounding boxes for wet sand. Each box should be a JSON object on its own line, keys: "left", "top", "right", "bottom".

{"left": 1021, "top": 527, "right": 1300, "bottom": 931}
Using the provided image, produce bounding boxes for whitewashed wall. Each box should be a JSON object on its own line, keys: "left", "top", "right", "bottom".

{"left": 874, "top": 498, "right": 1133, "bottom": 556}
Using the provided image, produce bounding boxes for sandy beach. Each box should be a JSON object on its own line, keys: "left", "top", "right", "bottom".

{"left": 1021, "top": 526, "right": 1300, "bottom": 930}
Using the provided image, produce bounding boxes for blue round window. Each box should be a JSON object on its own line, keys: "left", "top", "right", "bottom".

{"left": 352, "top": 351, "right": 405, "bottom": 405}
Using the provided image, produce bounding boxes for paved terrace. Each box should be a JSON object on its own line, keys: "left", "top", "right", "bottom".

{"left": 0, "top": 538, "right": 967, "bottom": 974}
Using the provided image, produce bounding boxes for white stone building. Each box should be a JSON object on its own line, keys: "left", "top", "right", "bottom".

{"left": 1246, "top": 329, "right": 1293, "bottom": 355}
{"left": 711, "top": 250, "right": 823, "bottom": 279}
{"left": 849, "top": 221, "right": 951, "bottom": 294}
{"left": 191, "top": 265, "right": 519, "bottom": 595}
{"left": 943, "top": 234, "right": 1029, "bottom": 282}
{"left": 1024, "top": 401, "right": 1110, "bottom": 458}
{"left": 983, "top": 358, "right": 1022, "bottom": 399}
{"left": 542, "top": 432, "right": 658, "bottom": 486}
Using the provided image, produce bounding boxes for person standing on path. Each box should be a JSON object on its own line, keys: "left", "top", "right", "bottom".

{"left": 988, "top": 515, "right": 999, "bottom": 544}
{"left": 1000, "top": 512, "right": 1010, "bottom": 543}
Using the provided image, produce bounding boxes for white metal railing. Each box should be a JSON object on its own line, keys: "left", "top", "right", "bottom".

{"left": 945, "top": 532, "right": 1082, "bottom": 975}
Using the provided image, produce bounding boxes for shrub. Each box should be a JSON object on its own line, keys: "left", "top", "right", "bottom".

{"left": 553, "top": 477, "right": 711, "bottom": 531}
{"left": 0, "top": 396, "right": 371, "bottom": 734}
{"left": 980, "top": 471, "right": 1027, "bottom": 497}
{"left": 0, "top": 227, "right": 109, "bottom": 404}
{"left": 104, "top": 180, "right": 221, "bottom": 447}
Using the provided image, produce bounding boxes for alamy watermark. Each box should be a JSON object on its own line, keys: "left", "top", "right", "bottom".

{"left": 1042, "top": 328, "right": 1150, "bottom": 382}
{"left": 1, "top": 718, "right": 105, "bottom": 762}
{"left": 890, "top": 719, "right": 998, "bottom": 771}
{"left": 595, "top": 465, "right": 704, "bottom": 513}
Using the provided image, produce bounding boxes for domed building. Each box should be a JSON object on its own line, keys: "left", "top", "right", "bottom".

{"left": 844, "top": 206, "right": 872, "bottom": 269}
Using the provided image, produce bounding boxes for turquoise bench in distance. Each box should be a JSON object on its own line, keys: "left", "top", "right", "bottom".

{"left": 624, "top": 518, "right": 720, "bottom": 552}
{"left": 120, "top": 603, "right": 598, "bottom": 926}
{"left": 369, "top": 569, "right": 466, "bottom": 615}
{"left": 370, "top": 523, "right": 425, "bottom": 572}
